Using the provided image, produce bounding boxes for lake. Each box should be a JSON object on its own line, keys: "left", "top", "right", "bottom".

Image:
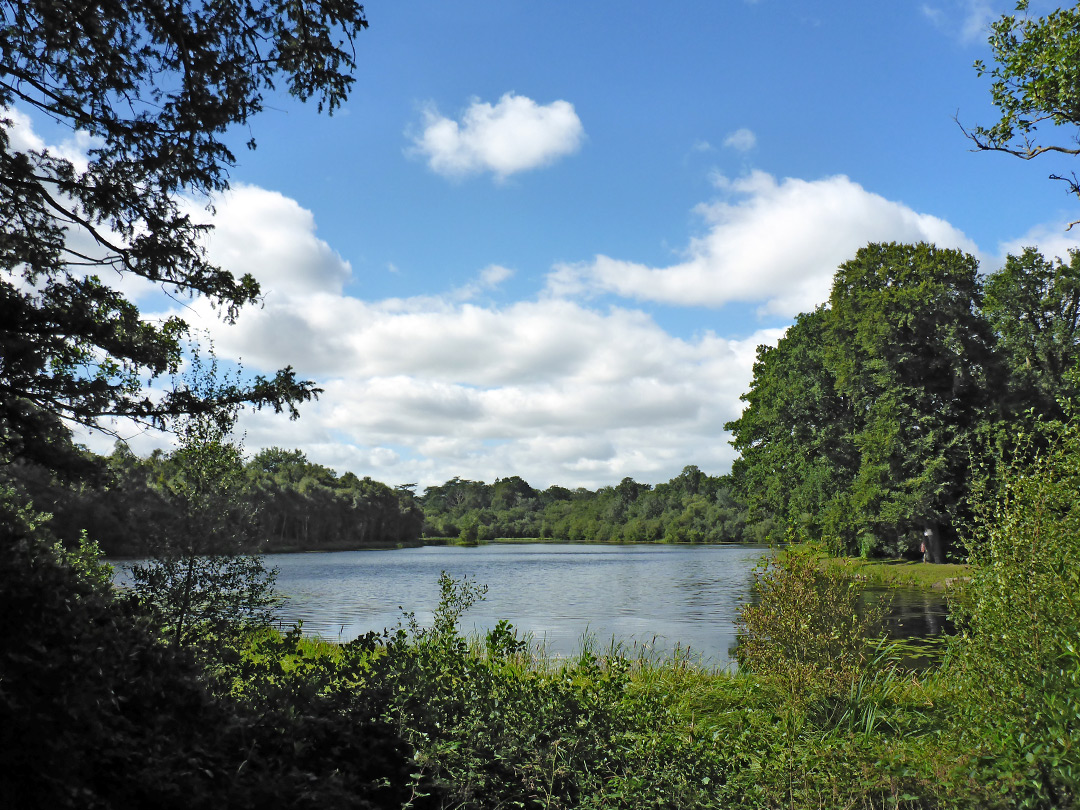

{"left": 268, "top": 543, "right": 952, "bottom": 667}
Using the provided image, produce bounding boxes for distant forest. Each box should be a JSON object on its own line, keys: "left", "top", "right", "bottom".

{"left": 4, "top": 445, "right": 759, "bottom": 557}
{"left": 7, "top": 445, "right": 424, "bottom": 557}
{"left": 420, "top": 466, "right": 758, "bottom": 544}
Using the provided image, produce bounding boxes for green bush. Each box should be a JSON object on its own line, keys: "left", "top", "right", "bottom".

{"left": 372, "top": 572, "right": 728, "bottom": 809}
{"left": 949, "top": 417, "right": 1080, "bottom": 808}
{"left": 735, "top": 543, "right": 888, "bottom": 696}
{"left": 0, "top": 485, "right": 412, "bottom": 809}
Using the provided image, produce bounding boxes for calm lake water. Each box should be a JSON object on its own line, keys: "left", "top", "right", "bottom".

{"left": 267, "top": 543, "right": 952, "bottom": 667}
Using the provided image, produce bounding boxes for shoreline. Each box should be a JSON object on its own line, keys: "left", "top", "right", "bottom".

{"left": 820, "top": 555, "right": 971, "bottom": 590}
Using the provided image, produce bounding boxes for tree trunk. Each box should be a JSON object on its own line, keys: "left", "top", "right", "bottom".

{"left": 922, "top": 521, "right": 944, "bottom": 564}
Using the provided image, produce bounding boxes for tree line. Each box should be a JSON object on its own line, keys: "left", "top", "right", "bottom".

{"left": 3, "top": 441, "right": 425, "bottom": 557}
{"left": 4, "top": 442, "right": 759, "bottom": 555}
{"left": 420, "top": 466, "right": 761, "bottom": 544}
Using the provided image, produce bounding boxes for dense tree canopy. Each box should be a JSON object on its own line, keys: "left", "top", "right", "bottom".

{"left": 726, "top": 307, "right": 856, "bottom": 551}
{"left": 0, "top": 0, "right": 369, "bottom": 468}
{"left": 419, "top": 466, "right": 758, "bottom": 545}
{"left": 827, "top": 243, "right": 999, "bottom": 561}
{"left": 727, "top": 241, "right": 1080, "bottom": 561}
{"left": 984, "top": 246, "right": 1080, "bottom": 416}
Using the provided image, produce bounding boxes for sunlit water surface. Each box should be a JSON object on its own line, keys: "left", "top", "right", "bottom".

{"left": 266, "top": 544, "right": 951, "bottom": 667}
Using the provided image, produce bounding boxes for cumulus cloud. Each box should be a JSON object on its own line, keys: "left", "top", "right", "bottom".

{"left": 960, "top": 0, "right": 995, "bottom": 43}
{"left": 2, "top": 106, "right": 101, "bottom": 172}
{"left": 723, "top": 128, "right": 757, "bottom": 152}
{"left": 39, "top": 103, "right": 1072, "bottom": 491}
{"left": 921, "top": 4, "right": 944, "bottom": 24}
{"left": 85, "top": 174, "right": 780, "bottom": 488}
{"left": 547, "top": 170, "right": 980, "bottom": 317}
{"left": 223, "top": 308, "right": 781, "bottom": 489}
{"left": 995, "top": 221, "right": 1080, "bottom": 268}
{"left": 445, "top": 264, "right": 515, "bottom": 302}
{"left": 409, "top": 92, "right": 584, "bottom": 180}
{"left": 181, "top": 295, "right": 781, "bottom": 487}
{"left": 192, "top": 184, "right": 352, "bottom": 299}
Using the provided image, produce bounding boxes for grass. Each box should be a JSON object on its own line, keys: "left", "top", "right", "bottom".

{"left": 820, "top": 555, "right": 970, "bottom": 590}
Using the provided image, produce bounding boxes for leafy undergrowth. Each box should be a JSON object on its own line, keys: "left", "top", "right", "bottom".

{"left": 216, "top": 571, "right": 1018, "bottom": 810}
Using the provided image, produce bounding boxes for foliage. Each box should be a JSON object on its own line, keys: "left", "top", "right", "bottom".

{"left": 948, "top": 415, "right": 1080, "bottom": 807}
{"left": 55, "top": 530, "right": 114, "bottom": 591}
{"left": 729, "top": 242, "right": 1007, "bottom": 560}
{"left": 3, "top": 439, "right": 426, "bottom": 556}
{"left": 369, "top": 573, "right": 728, "bottom": 809}
{"left": 828, "top": 242, "right": 999, "bottom": 561}
{"left": 0, "top": 500, "right": 1052, "bottom": 810}
{"left": 984, "top": 246, "right": 1080, "bottom": 417}
{"left": 212, "top": 573, "right": 733, "bottom": 809}
{"left": 966, "top": 1, "right": 1080, "bottom": 222}
{"left": 0, "top": 0, "right": 369, "bottom": 469}
{"left": 0, "top": 489, "right": 412, "bottom": 809}
{"left": 248, "top": 448, "right": 425, "bottom": 550}
{"left": 420, "top": 465, "right": 757, "bottom": 545}
{"left": 128, "top": 355, "right": 276, "bottom": 647}
{"left": 726, "top": 307, "right": 857, "bottom": 550}
{"left": 735, "top": 544, "right": 889, "bottom": 696}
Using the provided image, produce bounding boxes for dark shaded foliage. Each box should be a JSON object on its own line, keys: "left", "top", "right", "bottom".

{"left": 0, "top": 491, "right": 416, "bottom": 809}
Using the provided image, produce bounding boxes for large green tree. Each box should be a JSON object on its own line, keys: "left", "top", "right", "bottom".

{"left": 729, "top": 243, "right": 1004, "bottom": 560}
{"left": 984, "top": 246, "right": 1080, "bottom": 417}
{"left": 0, "top": 0, "right": 368, "bottom": 467}
{"left": 826, "top": 243, "right": 999, "bottom": 561}
{"left": 726, "top": 307, "right": 858, "bottom": 551}
{"left": 127, "top": 353, "right": 275, "bottom": 647}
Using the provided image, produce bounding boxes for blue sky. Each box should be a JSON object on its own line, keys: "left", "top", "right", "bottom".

{"left": 18, "top": 0, "right": 1080, "bottom": 490}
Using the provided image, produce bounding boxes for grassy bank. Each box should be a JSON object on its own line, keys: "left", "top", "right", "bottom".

{"left": 821, "top": 554, "right": 970, "bottom": 589}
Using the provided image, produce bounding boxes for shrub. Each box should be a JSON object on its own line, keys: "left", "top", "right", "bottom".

{"left": 0, "top": 485, "right": 412, "bottom": 809}
{"left": 949, "top": 416, "right": 1080, "bottom": 808}
{"left": 735, "top": 543, "right": 888, "bottom": 696}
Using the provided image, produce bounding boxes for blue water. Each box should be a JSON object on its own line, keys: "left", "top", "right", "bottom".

{"left": 269, "top": 543, "right": 768, "bottom": 665}
{"left": 265, "top": 543, "right": 952, "bottom": 667}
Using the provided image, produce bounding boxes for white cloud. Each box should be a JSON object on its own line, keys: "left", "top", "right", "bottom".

{"left": 40, "top": 107, "right": 1075, "bottom": 492}
{"left": 192, "top": 184, "right": 352, "bottom": 299}
{"left": 409, "top": 93, "right": 584, "bottom": 180}
{"left": 920, "top": 1, "right": 999, "bottom": 43}
{"left": 960, "top": 0, "right": 995, "bottom": 43}
{"left": 168, "top": 225, "right": 780, "bottom": 487}
{"left": 249, "top": 312, "right": 780, "bottom": 489}
{"left": 995, "top": 221, "right": 1080, "bottom": 268}
{"left": 73, "top": 168, "right": 1080, "bottom": 492}
{"left": 546, "top": 170, "right": 980, "bottom": 317}
{"left": 723, "top": 128, "right": 757, "bottom": 152}
{"left": 445, "top": 264, "right": 515, "bottom": 302}
{"left": 2, "top": 106, "right": 102, "bottom": 172}
{"left": 109, "top": 178, "right": 783, "bottom": 489}
{"left": 921, "top": 4, "right": 945, "bottom": 25}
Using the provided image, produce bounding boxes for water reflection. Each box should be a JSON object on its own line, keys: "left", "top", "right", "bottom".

{"left": 266, "top": 544, "right": 953, "bottom": 668}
